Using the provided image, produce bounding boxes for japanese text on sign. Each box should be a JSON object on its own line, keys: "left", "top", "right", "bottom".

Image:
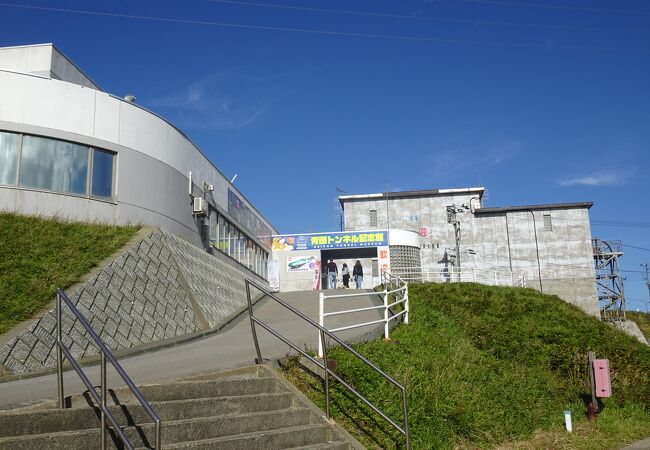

{"left": 272, "top": 231, "right": 388, "bottom": 251}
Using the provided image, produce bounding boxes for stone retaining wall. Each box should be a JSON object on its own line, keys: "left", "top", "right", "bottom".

{"left": 0, "top": 229, "right": 263, "bottom": 375}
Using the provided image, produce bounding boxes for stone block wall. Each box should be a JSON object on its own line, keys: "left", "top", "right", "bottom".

{"left": 0, "top": 229, "right": 263, "bottom": 375}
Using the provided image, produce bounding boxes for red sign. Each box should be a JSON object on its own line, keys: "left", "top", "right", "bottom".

{"left": 418, "top": 227, "right": 428, "bottom": 237}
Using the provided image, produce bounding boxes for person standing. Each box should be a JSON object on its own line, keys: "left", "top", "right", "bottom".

{"left": 326, "top": 259, "right": 338, "bottom": 289}
{"left": 341, "top": 263, "right": 350, "bottom": 288}
{"left": 353, "top": 260, "right": 363, "bottom": 289}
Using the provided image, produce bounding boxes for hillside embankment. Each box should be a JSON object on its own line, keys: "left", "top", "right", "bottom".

{"left": 282, "top": 282, "right": 650, "bottom": 449}
{"left": 0, "top": 213, "right": 139, "bottom": 336}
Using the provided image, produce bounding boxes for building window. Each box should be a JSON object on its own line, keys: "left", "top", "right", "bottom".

{"left": 0, "top": 131, "right": 116, "bottom": 200}
{"left": 91, "top": 149, "right": 114, "bottom": 198}
{"left": 369, "top": 209, "right": 378, "bottom": 228}
{"left": 0, "top": 131, "right": 19, "bottom": 186}
{"left": 20, "top": 135, "right": 88, "bottom": 195}
{"left": 543, "top": 214, "right": 553, "bottom": 232}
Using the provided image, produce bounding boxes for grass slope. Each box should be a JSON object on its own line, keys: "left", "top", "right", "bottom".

{"left": 282, "top": 283, "right": 650, "bottom": 449}
{"left": 0, "top": 213, "right": 139, "bottom": 334}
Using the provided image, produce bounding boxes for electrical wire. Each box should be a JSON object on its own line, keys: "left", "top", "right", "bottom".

{"left": 462, "top": 0, "right": 650, "bottom": 15}
{"left": 207, "top": 0, "right": 650, "bottom": 34}
{"left": 0, "top": 2, "right": 648, "bottom": 52}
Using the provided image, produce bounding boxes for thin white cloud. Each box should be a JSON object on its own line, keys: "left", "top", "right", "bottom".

{"left": 149, "top": 71, "right": 281, "bottom": 130}
{"left": 558, "top": 170, "right": 633, "bottom": 187}
{"left": 429, "top": 138, "right": 523, "bottom": 174}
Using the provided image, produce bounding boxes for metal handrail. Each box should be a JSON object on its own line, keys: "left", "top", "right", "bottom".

{"left": 55, "top": 289, "right": 161, "bottom": 450}
{"left": 318, "top": 275, "right": 410, "bottom": 357}
{"left": 245, "top": 279, "right": 411, "bottom": 450}
{"left": 389, "top": 266, "right": 526, "bottom": 287}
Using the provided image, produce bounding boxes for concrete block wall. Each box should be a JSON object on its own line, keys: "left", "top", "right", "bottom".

{"left": 342, "top": 193, "right": 599, "bottom": 317}
{"left": 0, "top": 229, "right": 263, "bottom": 375}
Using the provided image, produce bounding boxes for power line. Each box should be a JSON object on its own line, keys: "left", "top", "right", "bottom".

{"left": 208, "top": 0, "right": 650, "bottom": 34}
{"left": 592, "top": 219, "right": 650, "bottom": 228}
{"left": 623, "top": 244, "right": 650, "bottom": 252}
{"left": 0, "top": 2, "right": 648, "bottom": 52}
{"left": 462, "top": 0, "right": 650, "bottom": 15}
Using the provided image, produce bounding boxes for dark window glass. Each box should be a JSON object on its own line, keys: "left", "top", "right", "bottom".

{"left": 91, "top": 149, "right": 114, "bottom": 198}
{"left": 0, "top": 131, "right": 19, "bottom": 185}
{"left": 20, "top": 135, "right": 88, "bottom": 195}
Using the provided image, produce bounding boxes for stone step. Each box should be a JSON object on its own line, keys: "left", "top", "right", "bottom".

{"left": 0, "top": 407, "right": 313, "bottom": 450}
{"left": 154, "top": 424, "right": 344, "bottom": 450}
{"left": 137, "top": 376, "right": 282, "bottom": 402}
{"left": 0, "top": 391, "right": 293, "bottom": 437}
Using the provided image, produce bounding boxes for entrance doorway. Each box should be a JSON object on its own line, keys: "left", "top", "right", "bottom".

{"left": 321, "top": 247, "right": 378, "bottom": 290}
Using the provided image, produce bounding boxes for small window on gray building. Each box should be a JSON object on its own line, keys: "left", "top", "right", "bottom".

{"left": 371, "top": 259, "right": 379, "bottom": 277}
{"left": 543, "top": 214, "right": 553, "bottom": 232}
{"left": 91, "top": 149, "right": 115, "bottom": 198}
{"left": 0, "top": 131, "right": 19, "bottom": 186}
{"left": 369, "top": 209, "right": 378, "bottom": 227}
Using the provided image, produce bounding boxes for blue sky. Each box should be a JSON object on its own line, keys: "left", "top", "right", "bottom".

{"left": 1, "top": 0, "right": 649, "bottom": 310}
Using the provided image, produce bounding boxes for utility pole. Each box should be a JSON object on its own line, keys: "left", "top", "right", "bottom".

{"left": 447, "top": 206, "right": 462, "bottom": 281}
{"left": 641, "top": 263, "right": 650, "bottom": 312}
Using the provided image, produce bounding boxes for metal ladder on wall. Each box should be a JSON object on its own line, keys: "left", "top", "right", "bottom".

{"left": 55, "top": 289, "right": 162, "bottom": 450}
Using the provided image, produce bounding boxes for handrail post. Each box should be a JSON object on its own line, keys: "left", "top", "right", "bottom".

{"left": 101, "top": 351, "right": 107, "bottom": 450}
{"left": 246, "top": 280, "right": 263, "bottom": 364}
{"left": 56, "top": 290, "right": 64, "bottom": 409}
{"left": 318, "top": 292, "right": 325, "bottom": 358}
{"left": 404, "top": 284, "right": 409, "bottom": 325}
{"left": 155, "top": 419, "right": 161, "bottom": 450}
{"left": 320, "top": 329, "right": 330, "bottom": 420}
{"left": 383, "top": 289, "right": 389, "bottom": 340}
{"left": 402, "top": 388, "right": 411, "bottom": 450}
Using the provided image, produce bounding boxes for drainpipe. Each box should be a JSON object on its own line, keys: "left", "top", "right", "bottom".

{"left": 526, "top": 209, "right": 543, "bottom": 293}
{"left": 505, "top": 213, "right": 513, "bottom": 273}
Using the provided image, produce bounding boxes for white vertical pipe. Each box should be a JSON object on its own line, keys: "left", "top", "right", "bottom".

{"left": 318, "top": 292, "right": 325, "bottom": 358}
{"left": 384, "top": 289, "right": 389, "bottom": 339}
{"left": 404, "top": 284, "right": 409, "bottom": 325}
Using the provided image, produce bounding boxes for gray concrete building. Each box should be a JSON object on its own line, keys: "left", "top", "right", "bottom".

{"left": 0, "top": 43, "right": 275, "bottom": 281}
{"left": 340, "top": 188, "right": 599, "bottom": 317}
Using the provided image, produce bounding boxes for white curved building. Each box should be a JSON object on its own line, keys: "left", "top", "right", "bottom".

{"left": 0, "top": 43, "right": 275, "bottom": 280}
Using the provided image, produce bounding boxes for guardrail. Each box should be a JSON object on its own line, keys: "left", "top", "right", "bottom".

{"left": 245, "top": 279, "right": 411, "bottom": 450}
{"left": 389, "top": 267, "right": 526, "bottom": 287}
{"left": 318, "top": 273, "right": 409, "bottom": 358}
{"left": 55, "top": 289, "right": 161, "bottom": 450}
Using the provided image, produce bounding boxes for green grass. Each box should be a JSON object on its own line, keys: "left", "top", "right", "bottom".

{"left": 627, "top": 311, "right": 650, "bottom": 342}
{"left": 281, "top": 283, "right": 650, "bottom": 449}
{"left": 0, "top": 213, "right": 139, "bottom": 334}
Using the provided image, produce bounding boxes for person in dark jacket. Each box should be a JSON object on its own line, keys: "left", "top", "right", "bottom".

{"left": 326, "top": 259, "right": 338, "bottom": 289}
{"left": 353, "top": 260, "right": 363, "bottom": 289}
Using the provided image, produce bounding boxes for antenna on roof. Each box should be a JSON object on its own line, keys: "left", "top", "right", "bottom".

{"left": 336, "top": 187, "right": 347, "bottom": 194}
{"left": 230, "top": 174, "right": 238, "bottom": 183}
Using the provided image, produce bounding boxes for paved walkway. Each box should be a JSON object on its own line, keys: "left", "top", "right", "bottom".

{"left": 0, "top": 289, "right": 385, "bottom": 410}
{"left": 622, "top": 437, "right": 650, "bottom": 450}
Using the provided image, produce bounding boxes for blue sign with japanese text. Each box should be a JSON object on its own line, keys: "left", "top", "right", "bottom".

{"left": 272, "top": 231, "right": 388, "bottom": 251}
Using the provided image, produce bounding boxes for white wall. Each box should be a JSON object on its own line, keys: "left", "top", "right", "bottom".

{"left": 0, "top": 69, "right": 276, "bottom": 249}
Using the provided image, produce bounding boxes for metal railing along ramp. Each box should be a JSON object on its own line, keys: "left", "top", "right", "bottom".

{"left": 245, "top": 278, "right": 411, "bottom": 450}
{"left": 55, "top": 289, "right": 161, "bottom": 450}
{"left": 390, "top": 266, "right": 526, "bottom": 287}
{"left": 318, "top": 270, "right": 409, "bottom": 358}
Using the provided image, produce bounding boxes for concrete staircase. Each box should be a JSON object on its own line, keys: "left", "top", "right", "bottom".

{"left": 0, "top": 365, "right": 356, "bottom": 449}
